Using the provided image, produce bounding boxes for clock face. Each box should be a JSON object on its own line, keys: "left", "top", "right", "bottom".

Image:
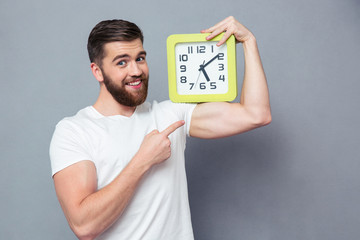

{"left": 167, "top": 33, "right": 237, "bottom": 103}
{"left": 175, "top": 42, "right": 228, "bottom": 95}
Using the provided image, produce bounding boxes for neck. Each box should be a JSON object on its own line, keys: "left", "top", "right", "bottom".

{"left": 93, "top": 85, "right": 137, "bottom": 117}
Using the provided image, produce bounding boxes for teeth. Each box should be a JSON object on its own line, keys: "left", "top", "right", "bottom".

{"left": 127, "top": 80, "right": 141, "bottom": 86}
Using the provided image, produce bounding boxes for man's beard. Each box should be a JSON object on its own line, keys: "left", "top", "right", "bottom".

{"left": 102, "top": 72, "right": 148, "bottom": 107}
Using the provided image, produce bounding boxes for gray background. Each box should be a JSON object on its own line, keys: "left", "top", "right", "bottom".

{"left": 1, "top": 0, "right": 359, "bottom": 239}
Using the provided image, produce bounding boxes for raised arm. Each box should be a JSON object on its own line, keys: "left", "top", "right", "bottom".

{"left": 190, "top": 16, "right": 271, "bottom": 139}
{"left": 53, "top": 121, "right": 184, "bottom": 240}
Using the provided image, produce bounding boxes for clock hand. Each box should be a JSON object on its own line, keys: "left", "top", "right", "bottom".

{"left": 198, "top": 53, "right": 220, "bottom": 71}
{"left": 197, "top": 54, "right": 219, "bottom": 82}
{"left": 200, "top": 67, "right": 211, "bottom": 82}
{"left": 194, "top": 60, "right": 205, "bottom": 88}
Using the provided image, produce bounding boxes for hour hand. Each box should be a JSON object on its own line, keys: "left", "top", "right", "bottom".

{"left": 198, "top": 60, "right": 211, "bottom": 82}
{"left": 199, "top": 66, "right": 210, "bottom": 82}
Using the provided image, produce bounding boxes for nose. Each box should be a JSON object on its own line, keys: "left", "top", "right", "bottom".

{"left": 129, "top": 61, "right": 142, "bottom": 77}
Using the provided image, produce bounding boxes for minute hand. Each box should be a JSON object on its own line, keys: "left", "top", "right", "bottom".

{"left": 199, "top": 54, "right": 220, "bottom": 71}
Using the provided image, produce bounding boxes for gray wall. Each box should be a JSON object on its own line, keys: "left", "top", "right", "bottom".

{"left": 1, "top": 0, "right": 359, "bottom": 239}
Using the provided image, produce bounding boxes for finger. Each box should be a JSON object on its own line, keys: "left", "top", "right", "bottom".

{"left": 205, "top": 28, "right": 226, "bottom": 41}
{"left": 161, "top": 120, "right": 185, "bottom": 137}
{"left": 205, "top": 21, "right": 228, "bottom": 38}
{"left": 201, "top": 25, "right": 219, "bottom": 34}
{"left": 201, "top": 18, "right": 228, "bottom": 36}
{"left": 216, "top": 30, "right": 233, "bottom": 46}
{"left": 200, "top": 23, "right": 218, "bottom": 33}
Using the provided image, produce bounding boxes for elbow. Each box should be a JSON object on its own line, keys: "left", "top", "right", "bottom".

{"left": 71, "top": 222, "right": 99, "bottom": 240}
{"left": 252, "top": 109, "right": 272, "bottom": 127}
{"left": 261, "top": 111, "right": 272, "bottom": 126}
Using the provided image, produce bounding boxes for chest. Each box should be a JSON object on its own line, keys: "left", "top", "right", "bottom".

{"left": 87, "top": 117, "right": 157, "bottom": 188}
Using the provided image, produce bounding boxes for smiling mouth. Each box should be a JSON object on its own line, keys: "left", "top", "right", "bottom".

{"left": 126, "top": 80, "right": 142, "bottom": 86}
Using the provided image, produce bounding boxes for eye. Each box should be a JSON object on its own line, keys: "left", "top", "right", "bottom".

{"left": 117, "top": 60, "right": 126, "bottom": 66}
{"left": 136, "top": 56, "right": 145, "bottom": 62}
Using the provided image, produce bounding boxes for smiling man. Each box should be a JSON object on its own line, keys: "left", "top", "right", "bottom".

{"left": 50, "top": 16, "right": 271, "bottom": 240}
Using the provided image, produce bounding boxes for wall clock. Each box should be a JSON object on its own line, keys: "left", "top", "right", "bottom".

{"left": 167, "top": 33, "right": 237, "bottom": 103}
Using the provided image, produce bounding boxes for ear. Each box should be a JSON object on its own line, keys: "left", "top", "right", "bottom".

{"left": 90, "top": 63, "right": 104, "bottom": 83}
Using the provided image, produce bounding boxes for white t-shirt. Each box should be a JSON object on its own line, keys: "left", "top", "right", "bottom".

{"left": 49, "top": 100, "right": 197, "bottom": 240}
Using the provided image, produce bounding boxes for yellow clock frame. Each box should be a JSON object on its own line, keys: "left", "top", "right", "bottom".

{"left": 167, "top": 33, "right": 237, "bottom": 103}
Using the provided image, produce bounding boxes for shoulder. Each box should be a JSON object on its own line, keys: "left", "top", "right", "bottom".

{"left": 50, "top": 106, "right": 97, "bottom": 156}
{"left": 55, "top": 106, "right": 98, "bottom": 131}
{"left": 50, "top": 107, "right": 101, "bottom": 148}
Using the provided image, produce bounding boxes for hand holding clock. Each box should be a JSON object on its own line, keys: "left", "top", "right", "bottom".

{"left": 195, "top": 16, "right": 255, "bottom": 84}
{"left": 201, "top": 16, "right": 254, "bottom": 46}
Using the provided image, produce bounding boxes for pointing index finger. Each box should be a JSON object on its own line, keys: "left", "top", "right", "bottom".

{"left": 161, "top": 120, "right": 185, "bottom": 137}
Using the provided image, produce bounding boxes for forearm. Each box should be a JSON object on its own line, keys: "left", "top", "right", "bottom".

{"left": 240, "top": 36, "right": 271, "bottom": 122}
{"left": 68, "top": 157, "right": 150, "bottom": 239}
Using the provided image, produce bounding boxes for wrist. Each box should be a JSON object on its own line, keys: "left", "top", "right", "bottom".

{"left": 128, "top": 153, "right": 152, "bottom": 175}
{"left": 242, "top": 34, "right": 258, "bottom": 53}
{"left": 242, "top": 33, "right": 256, "bottom": 45}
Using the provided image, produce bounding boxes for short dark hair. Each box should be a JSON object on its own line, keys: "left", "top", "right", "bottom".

{"left": 87, "top": 19, "right": 144, "bottom": 66}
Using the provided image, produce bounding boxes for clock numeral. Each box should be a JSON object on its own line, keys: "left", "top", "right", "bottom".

{"left": 218, "top": 53, "right": 225, "bottom": 60}
{"left": 197, "top": 46, "right": 206, "bottom": 53}
{"left": 180, "top": 65, "right": 186, "bottom": 72}
{"left": 180, "top": 76, "right": 187, "bottom": 83}
{"left": 218, "top": 63, "right": 224, "bottom": 71}
{"left": 211, "top": 45, "right": 214, "bottom": 53}
{"left": 188, "top": 46, "right": 193, "bottom": 54}
{"left": 179, "top": 54, "right": 188, "bottom": 62}
{"left": 219, "top": 75, "right": 225, "bottom": 81}
{"left": 210, "top": 82, "right": 217, "bottom": 89}
{"left": 189, "top": 83, "right": 195, "bottom": 90}
{"left": 200, "top": 82, "right": 206, "bottom": 90}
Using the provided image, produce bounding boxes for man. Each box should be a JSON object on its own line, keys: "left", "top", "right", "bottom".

{"left": 50, "top": 16, "right": 271, "bottom": 240}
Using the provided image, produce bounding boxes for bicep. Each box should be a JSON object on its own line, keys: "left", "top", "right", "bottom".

{"left": 53, "top": 160, "right": 97, "bottom": 219}
{"left": 189, "top": 102, "right": 258, "bottom": 139}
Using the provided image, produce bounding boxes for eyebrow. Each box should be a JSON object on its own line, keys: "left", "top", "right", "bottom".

{"left": 112, "top": 51, "right": 147, "bottom": 63}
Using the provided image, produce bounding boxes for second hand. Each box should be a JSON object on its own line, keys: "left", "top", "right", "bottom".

{"left": 194, "top": 60, "right": 205, "bottom": 88}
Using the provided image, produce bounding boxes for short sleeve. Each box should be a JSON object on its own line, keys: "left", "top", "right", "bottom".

{"left": 49, "top": 120, "right": 92, "bottom": 176}
{"left": 176, "top": 103, "right": 196, "bottom": 137}
{"left": 154, "top": 101, "right": 196, "bottom": 137}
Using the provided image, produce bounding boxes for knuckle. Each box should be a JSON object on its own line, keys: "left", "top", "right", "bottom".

{"left": 149, "top": 129, "right": 159, "bottom": 135}
{"left": 228, "top": 16, "right": 235, "bottom": 21}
